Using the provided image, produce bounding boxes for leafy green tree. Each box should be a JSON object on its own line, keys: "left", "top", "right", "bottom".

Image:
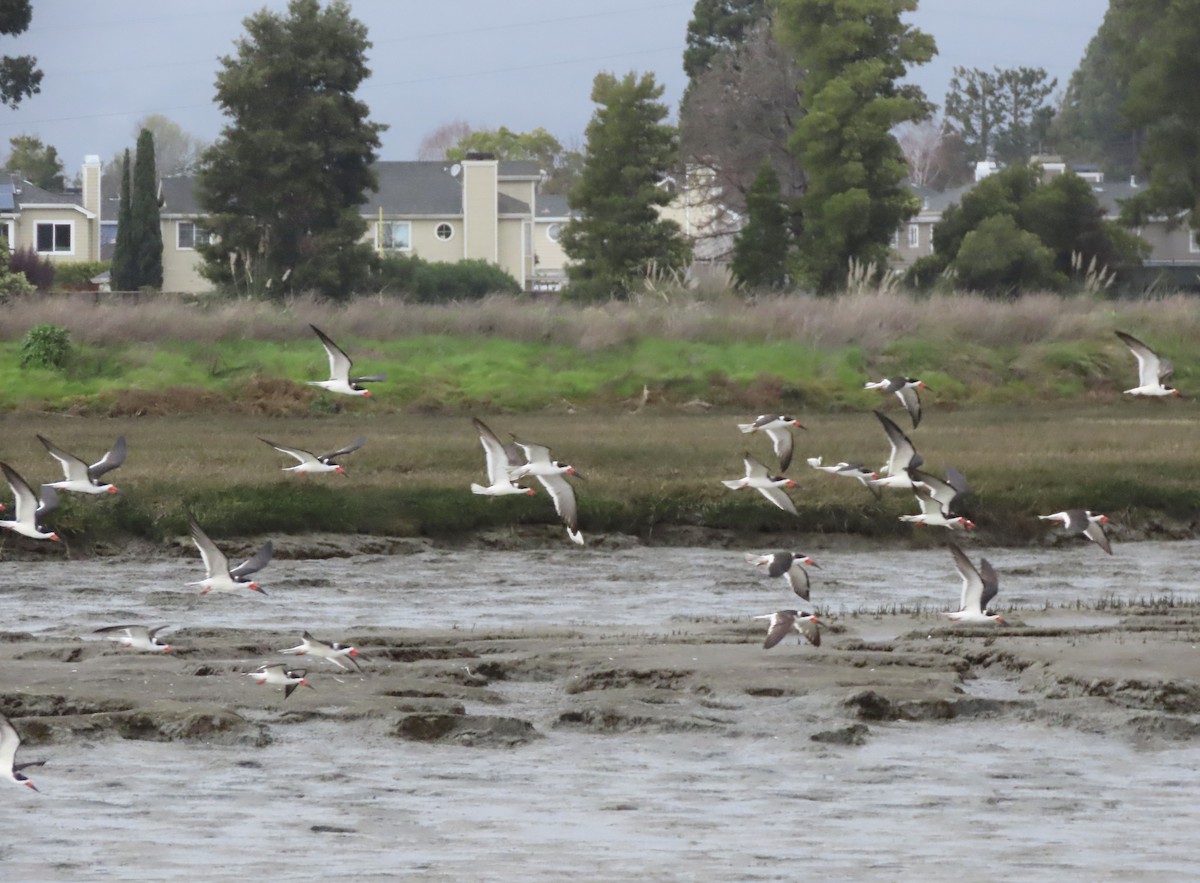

{"left": 907, "top": 163, "right": 1145, "bottom": 292}
{"left": 4, "top": 134, "right": 63, "bottom": 189}
{"left": 1107, "top": 0, "right": 1200, "bottom": 248}
{"left": 196, "top": 0, "right": 385, "bottom": 298}
{"left": 561, "top": 71, "right": 691, "bottom": 301}
{"left": 110, "top": 150, "right": 135, "bottom": 291}
{"left": 131, "top": 129, "right": 162, "bottom": 289}
{"left": 992, "top": 67, "right": 1057, "bottom": 165}
{"left": 776, "top": 0, "right": 936, "bottom": 293}
{"left": 0, "top": 1, "right": 40, "bottom": 109}
{"left": 943, "top": 67, "right": 1004, "bottom": 163}
{"left": 445, "top": 126, "right": 583, "bottom": 195}
{"left": 731, "top": 160, "right": 789, "bottom": 289}
{"left": 682, "top": 0, "right": 769, "bottom": 80}
{"left": 952, "top": 214, "right": 1060, "bottom": 295}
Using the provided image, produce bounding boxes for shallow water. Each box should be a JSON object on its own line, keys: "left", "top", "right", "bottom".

{"left": 3, "top": 540, "right": 1200, "bottom": 880}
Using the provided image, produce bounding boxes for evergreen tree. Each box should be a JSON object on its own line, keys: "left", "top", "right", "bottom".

{"left": 3, "top": 135, "right": 63, "bottom": 189}
{"left": 195, "top": 0, "right": 384, "bottom": 298}
{"left": 0, "top": 0, "right": 40, "bottom": 109}
{"left": 682, "top": 0, "right": 769, "bottom": 80}
{"left": 561, "top": 71, "right": 691, "bottom": 301}
{"left": 943, "top": 67, "right": 1005, "bottom": 163}
{"left": 110, "top": 150, "right": 135, "bottom": 291}
{"left": 731, "top": 160, "right": 789, "bottom": 289}
{"left": 131, "top": 129, "right": 162, "bottom": 289}
{"left": 776, "top": 0, "right": 936, "bottom": 292}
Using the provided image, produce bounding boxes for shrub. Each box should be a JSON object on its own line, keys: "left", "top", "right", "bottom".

{"left": 19, "top": 323, "right": 73, "bottom": 369}
{"left": 52, "top": 261, "right": 110, "bottom": 290}
{"left": 375, "top": 254, "right": 521, "bottom": 302}
{"left": 9, "top": 246, "right": 55, "bottom": 291}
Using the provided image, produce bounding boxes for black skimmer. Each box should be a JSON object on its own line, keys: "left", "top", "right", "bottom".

{"left": 38, "top": 434, "right": 126, "bottom": 495}
{"left": 868, "top": 411, "right": 924, "bottom": 490}
{"left": 93, "top": 624, "right": 173, "bottom": 653}
{"left": 806, "top": 457, "right": 881, "bottom": 497}
{"left": 865, "top": 376, "right": 925, "bottom": 428}
{"left": 744, "top": 551, "right": 820, "bottom": 601}
{"left": 280, "top": 631, "right": 369, "bottom": 672}
{"left": 755, "top": 610, "right": 821, "bottom": 649}
{"left": 1, "top": 713, "right": 44, "bottom": 792}
{"left": 187, "top": 515, "right": 273, "bottom": 595}
{"left": 1115, "top": 330, "right": 1180, "bottom": 397}
{"left": 736, "top": 415, "right": 805, "bottom": 472}
{"left": 945, "top": 542, "right": 1003, "bottom": 623}
{"left": 722, "top": 454, "right": 798, "bottom": 515}
{"left": 307, "top": 324, "right": 387, "bottom": 397}
{"left": 509, "top": 435, "right": 585, "bottom": 544}
{"left": 0, "top": 463, "right": 59, "bottom": 541}
{"left": 470, "top": 418, "right": 535, "bottom": 497}
{"left": 247, "top": 664, "right": 313, "bottom": 699}
{"left": 1038, "top": 509, "right": 1112, "bottom": 555}
{"left": 901, "top": 468, "right": 974, "bottom": 530}
{"left": 260, "top": 436, "right": 366, "bottom": 476}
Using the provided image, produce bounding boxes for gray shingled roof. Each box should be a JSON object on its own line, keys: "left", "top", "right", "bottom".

{"left": 7, "top": 174, "right": 81, "bottom": 207}
{"left": 536, "top": 193, "right": 570, "bottom": 219}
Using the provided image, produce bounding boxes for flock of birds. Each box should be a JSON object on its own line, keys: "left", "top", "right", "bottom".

{"left": 0, "top": 327, "right": 1182, "bottom": 792}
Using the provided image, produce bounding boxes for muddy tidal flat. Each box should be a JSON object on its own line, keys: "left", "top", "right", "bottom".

{"left": 4, "top": 540, "right": 1200, "bottom": 881}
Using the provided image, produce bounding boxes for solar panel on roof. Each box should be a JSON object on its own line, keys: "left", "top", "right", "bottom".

{"left": 0, "top": 183, "right": 14, "bottom": 211}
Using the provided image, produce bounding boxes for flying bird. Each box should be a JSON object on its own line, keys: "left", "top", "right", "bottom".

{"left": 736, "top": 415, "right": 805, "bottom": 472}
{"left": 1038, "top": 509, "right": 1112, "bottom": 555}
{"left": 744, "top": 551, "right": 820, "bottom": 601}
{"left": 260, "top": 436, "right": 366, "bottom": 476}
{"left": 945, "top": 543, "right": 1003, "bottom": 623}
{"left": 469, "top": 418, "right": 535, "bottom": 497}
{"left": 1115, "top": 330, "right": 1180, "bottom": 397}
{"left": 246, "top": 664, "right": 313, "bottom": 700}
{"left": 92, "top": 624, "right": 174, "bottom": 653}
{"left": 755, "top": 610, "right": 822, "bottom": 649}
{"left": 509, "top": 435, "right": 585, "bottom": 544}
{"left": 280, "top": 631, "right": 369, "bottom": 673}
{"left": 900, "top": 468, "right": 974, "bottom": 530}
{"left": 186, "top": 516, "right": 273, "bottom": 595}
{"left": 722, "top": 454, "right": 798, "bottom": 515}
{"left": 868, "top": 411, "right": 924, "bottom": 490}
{"left": 865, "top": 376, "right": 926, "bottom": 428}
{"left": 38, "top": 434, "right": 126, "bottom": 495}
{"left": 807, "top": 457, "right": 881, "bottom": 498}
{"left": 307, "top": 324, "right": 387, "bottom": 397}
{"left": 0, "top": 463, "right": 59, "bottom": 541}
{"left": 1, "top": 713, "right": 44, "bottom": 792}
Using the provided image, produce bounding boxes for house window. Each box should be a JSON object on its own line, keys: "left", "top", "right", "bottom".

{"left": 0, "top": 220, "right": 12, "bottom": 248}
{"left": 546, "top": 223, "right": 562, "bottom": 244}
{"left": 35, "top": 221, "right": 73, "bottom": 254}
{"left": 100, "top": 222, "right": 117, "bottom": 248}
{"left": 377, "top": 220, "right": 411, "bottom": 251}
{"left": 434, "top": 222, "right": 454, "bottom": 242}
{"left": 177, "top": 221, "right": 211, "bottom": 250}
{"left": 907, "top": 224, "right": 920, "bottom": 248}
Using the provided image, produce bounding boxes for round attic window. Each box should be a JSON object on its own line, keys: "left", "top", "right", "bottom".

{"left": 435, "top": 223, "right": 454, "bottom": 241}
{"left": 546, "top": 223, "right": 562, "bottom": 243}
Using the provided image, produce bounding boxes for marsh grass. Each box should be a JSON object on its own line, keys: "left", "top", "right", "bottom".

{"left": 3, "top": 403, "right": 1198, "bottom": 543}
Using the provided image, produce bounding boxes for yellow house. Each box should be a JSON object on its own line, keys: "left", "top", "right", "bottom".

{"left": 1, "top": 155, "right": 103, "bottom": 266}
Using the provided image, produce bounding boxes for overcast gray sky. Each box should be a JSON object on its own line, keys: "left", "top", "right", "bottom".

{"left": 1, "top": 0, "right": 1110, "bottom": 175}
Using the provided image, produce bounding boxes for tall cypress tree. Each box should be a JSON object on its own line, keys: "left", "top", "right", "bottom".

{"left": 732, "top": 160, "right": 790, "bottom": 290}
{"left": 110, "top": 149, "right": 135, "bottom": 291}
{"left": 131, "top": 128, "right": 163, "bottom": 289}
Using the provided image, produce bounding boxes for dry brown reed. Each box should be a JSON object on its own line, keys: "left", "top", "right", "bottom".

{"left": 3, "top": 290, "right": 1200, "bottom": 352}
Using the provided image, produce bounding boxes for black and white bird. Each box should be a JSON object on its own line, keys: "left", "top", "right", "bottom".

{"left": 1038, "top": 509, "right": 1112, "bottom": 555}
{"left": 755, "top": 610, "right": 822, "bottom": 649}
{"left": 260, "top": 436, "right": 366, "bottom": 476}
{"left": 1, "top": 713, "right": 44, "bottom": 792}
{"left": 806, "top": 457, "right": 881, "bottom": 498}
{"left": 736, "top": 415, "right": 805, "bottom": 472}
{"left": 306, "top": 324, "right": 387, "bottom": 397}
{"left": 722, "top": 454, "right": 798, "bottom": 515}
{"left": 186, "top": 516, "right": 273, "bottom": 595}
{"left": 246, "top": 664, "right": 313, "bottom": 699}
{"left": 744, "top": 551, "right": 820, "bottom": 601}
{"left": 0, "top": 462, "right": 59, "bottom": 541}
{"left": 864, "top": 376, "right": 926, "bottom": 428}
{"left": 945, "top": 543, "right": 1003, "bottom": 623}
{"left": 509, "top": 435, "right": 585, "bottom": 544}
{"left": 93, "top": 624, "right": 174, "bottom": 653}
{"left": 469, "top": 418, "right": 535, "bottom": 497}
{"left": 868, "top": 411, "right": 924, "bottom": 490}
{"left": 1115, "top": 330, "right": 1180, "bottom": 397}
{"left": 38, "top": 434, "right": 126, "bottom": 495}
{"left": 900, "top": 468, "right": 974, "bottom": 530}
{"left": 280, "top": 631, "right": 369, "bottom": 672}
